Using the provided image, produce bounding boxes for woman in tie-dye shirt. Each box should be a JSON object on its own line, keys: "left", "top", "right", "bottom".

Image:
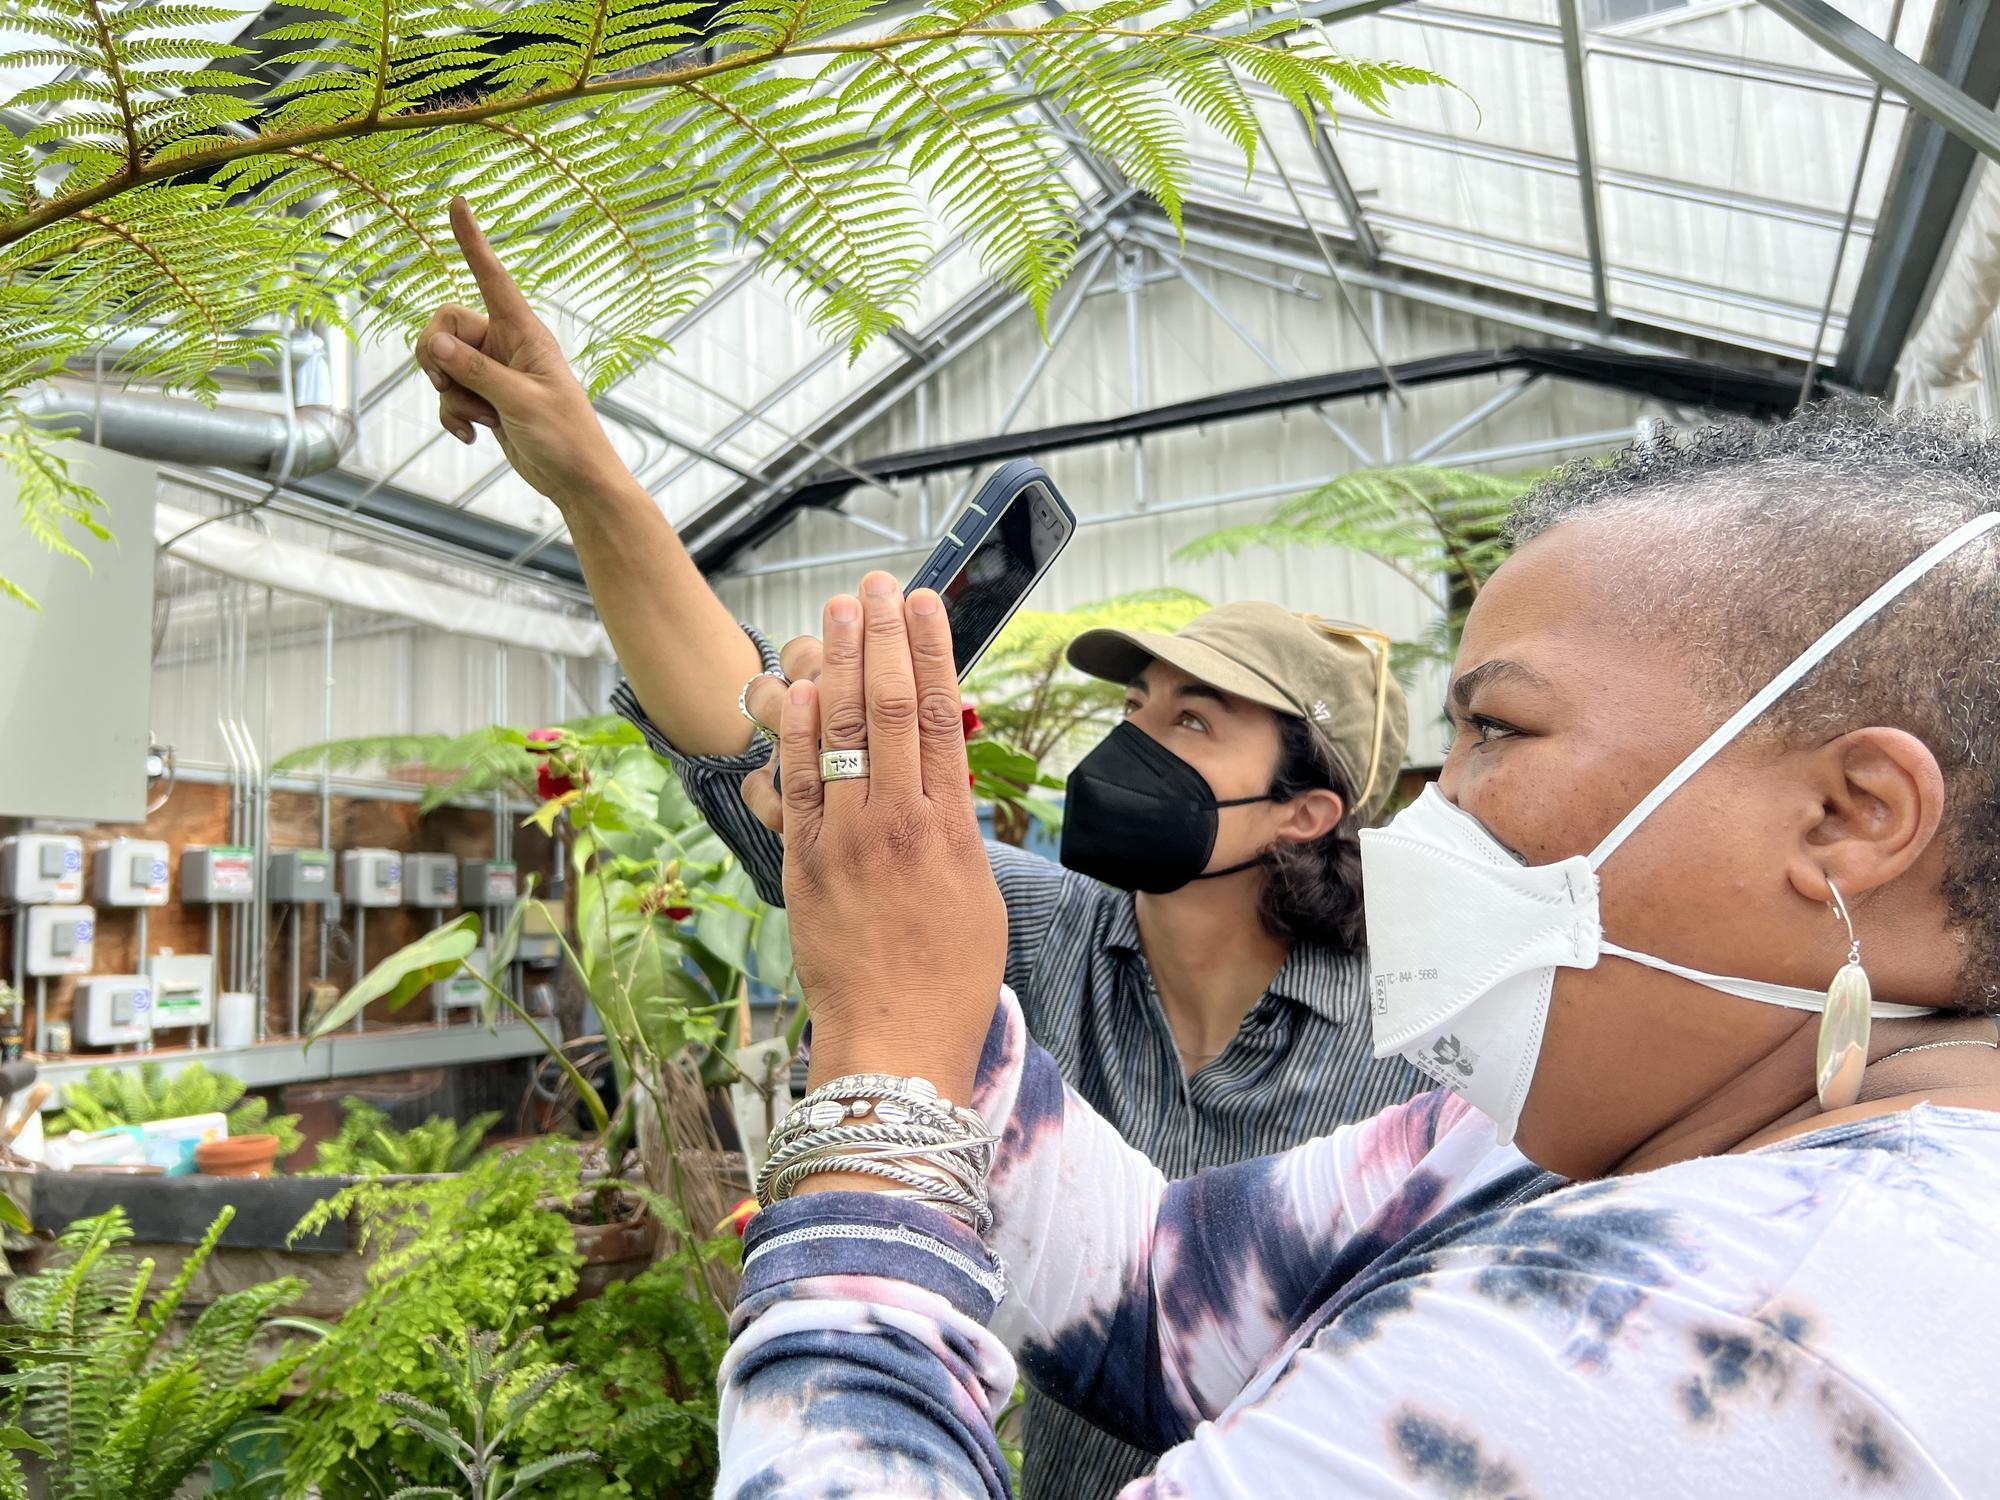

{"left": 723, "top": 407, "right": 2000, "bottom": 1498}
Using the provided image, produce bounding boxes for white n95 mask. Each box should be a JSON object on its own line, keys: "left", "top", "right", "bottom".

{"left": 1359, "top": 512, "right": 1998, "bottom": 1143}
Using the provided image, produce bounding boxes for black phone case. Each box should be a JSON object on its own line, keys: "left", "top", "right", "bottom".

{"left": 770, "top": 459, "right": 1077, "bottom": 788}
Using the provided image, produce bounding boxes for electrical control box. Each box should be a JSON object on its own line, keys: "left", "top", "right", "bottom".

{"left": 434, "top": 948, "right": 489, "bottom": 1010}
{"left": 145, "top": 952, "right": 215, "bottom": 1031}
{"left": 268, "top": 849, "right": 337, "bottom": 905}
{"left": 405, "top": 853, "right": 459, "bottom": 910}
{"left": 460, "top": 860, "right": 517, "bottom": 906}
{"left": 91, "top": 838, "right": 170, "bottom": 906}
{"left": 181, "top": 846, "right": 256, "bottom": 904}
{"left": 26, "top": 905, "right": 94, "bottom": 975}
{"left": 517, "top": 900, "right": 560, "bottom": 963}
{"left": 342, "top": 848, "right": 403, "bottom": 908}
{"left": 1, "top": 834, "right": 84, "bottom": 905}
{"left": 75, "top": 975, "right": 152, "bottom": 1046}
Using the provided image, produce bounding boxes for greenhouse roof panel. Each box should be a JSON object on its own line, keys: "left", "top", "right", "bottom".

{"left": 303, "top": 0, "right": 1947, "bottom": 560}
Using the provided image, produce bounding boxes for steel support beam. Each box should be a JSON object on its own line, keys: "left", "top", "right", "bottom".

{"left": 1556, "top": 0, "right": 1613, "bottom": 331}
{"left": 723, "top": 425, "right": 1639, "bottom": 582}
{"left": 1811, "top": 0, "right": 2000, "bottom": 392}
{"left": 1302, "top": 112, "right": 1383, "bottom": 264}
{"left": 1144, "top": 231, "right": 1375, "bottom": 465}
{"left": 729, "top": 345, "right": 1807, "bottom": 538}
{"left": 1760, "top": 0, "right": 2000, "bottom": 162}
{"left": 1800, "top": 0, "right": 1904, "bottom": 405}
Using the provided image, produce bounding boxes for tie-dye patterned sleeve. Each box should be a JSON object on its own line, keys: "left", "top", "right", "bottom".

{"left": 968, "top": 987, "right": 1512, "bottom": 1449}
{"left": 717, "top": 988, "right": 1516, "bottom": 1496}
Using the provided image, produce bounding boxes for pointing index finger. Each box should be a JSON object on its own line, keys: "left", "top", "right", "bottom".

{"left": 449, "top": 197, "right": 536, "bottom": 323}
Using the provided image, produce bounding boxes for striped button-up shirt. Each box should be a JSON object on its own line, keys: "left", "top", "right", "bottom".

{"left": 614, "top": 629, "right": 1422, "bottom": 1500}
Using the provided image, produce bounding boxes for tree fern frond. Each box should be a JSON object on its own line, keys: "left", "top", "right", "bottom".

{"left": 0, "top": 0, "right": 1451, "bottom": 608}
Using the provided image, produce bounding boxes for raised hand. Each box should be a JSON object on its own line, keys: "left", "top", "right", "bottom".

{"left": 778, "top": 573, "right": 1004, "bottom": 1100}
{"left": 413, "top": 199, "right": 629, "bottom": 510}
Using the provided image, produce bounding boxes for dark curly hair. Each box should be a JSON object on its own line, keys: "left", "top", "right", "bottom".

{"left": 1259, "top": 713, "right": 1366, "bottom": 952}
{"left": 1509, "top": 400, "right": 2000, "bottom": 1013}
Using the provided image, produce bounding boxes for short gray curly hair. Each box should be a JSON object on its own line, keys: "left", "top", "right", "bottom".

{"left": 1508, "top": 400, "right": 2000, "bottom": 1012}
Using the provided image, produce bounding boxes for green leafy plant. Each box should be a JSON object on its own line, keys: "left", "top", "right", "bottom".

{"left": 508, "top": 1221, "right": 733, "bottom": 1498}
{"left": 302, "top": 1097, "right": 502, "bottom": 1177}
{"left": 282, "top": 1143, "right": 735, "bottom": 1498}
{"left": 1176, "top": 465, "right": 1539, "bottom": 675}
{"left": 965, "top": 587, "right": 1211, "bottom": 843}
{"left": 376, "top": 1328, "right": 598, "bottom": 1500}
{"left": 301, "top": 719, "right": 798, "bottom": 1218}
{"left": 48, "top": 1061, "right": 304, "bottom": 1159}
{"left": 0, "top": 1205, "right": 307, "bottom": 1500}
{"left": 0, "top": 0, "right": 1446, "bottom": 605}
{"left": 283, "top": 1141, "right": 585, "bottom": 1497}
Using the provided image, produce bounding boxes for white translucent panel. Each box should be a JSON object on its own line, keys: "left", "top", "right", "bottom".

{"left": 1336, "top": 7, "right": 1579, "bottom": 161}
{"left": 1588, "top": 55, "right": 1907, "bottom": 219}
{"left": 1602, "top": 189, "right": 1856, "bottom": 328}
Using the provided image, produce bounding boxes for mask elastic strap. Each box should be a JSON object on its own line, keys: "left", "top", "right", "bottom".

{"left": 1587, "top": 511, "right": 2000, "bottom": 873}
{"left": 1603, "top": 942, "right": 1937, "bottom": 1017}
{"left": 1196, "top": 856, "right": 1267, "bottom": 881}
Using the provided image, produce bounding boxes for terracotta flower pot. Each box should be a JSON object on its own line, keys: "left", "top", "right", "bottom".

{"left": 195, "top": 1134, "right": 280, "bottom": 1178}
{"left": 552, "top": 1191, "right": 660, "bottom": 1310}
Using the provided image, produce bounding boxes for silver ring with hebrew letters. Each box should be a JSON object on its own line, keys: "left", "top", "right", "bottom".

{"left": 737, "top": 670, "right": 788, "bottom": 745}
{"left": 819, "top": 748, "right": 870, "bottom": 782}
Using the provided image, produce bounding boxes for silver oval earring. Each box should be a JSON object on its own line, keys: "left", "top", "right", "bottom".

{"left": 1816, "top": 879, "right": 1871, "bottom": 1112}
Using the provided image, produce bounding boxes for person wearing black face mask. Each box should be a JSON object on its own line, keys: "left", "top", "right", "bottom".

{"left": 394, "top": 228, "right": 1424, "bottom": 1500}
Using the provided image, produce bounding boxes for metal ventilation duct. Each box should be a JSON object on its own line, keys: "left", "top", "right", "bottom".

{"left": 17, "top": 378, "right": 355, "bottom": 480}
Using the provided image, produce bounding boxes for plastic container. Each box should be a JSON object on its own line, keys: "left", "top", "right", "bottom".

{"left": 214, "top": 991, "right": 256, "bottom": 1050}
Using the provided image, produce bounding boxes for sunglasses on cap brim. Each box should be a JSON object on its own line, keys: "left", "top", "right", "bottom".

{"left": 1301, "top": 617, "right": 1394, "bottom": 813}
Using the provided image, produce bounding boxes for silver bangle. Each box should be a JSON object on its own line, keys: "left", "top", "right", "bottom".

{"left": 763, "top": 1151, "right": 991, "bottom": 1233}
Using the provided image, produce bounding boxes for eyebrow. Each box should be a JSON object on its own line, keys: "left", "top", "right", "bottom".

{"left": 1447, "top": 658, "right": 1552, "bottom": 714}
{"left": 1129, "top": 675, "right": 1236, "bottom": 711}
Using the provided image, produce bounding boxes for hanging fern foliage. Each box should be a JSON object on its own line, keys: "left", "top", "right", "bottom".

{"left": 0, "top": 0, "right": 1447, "bottom": 604}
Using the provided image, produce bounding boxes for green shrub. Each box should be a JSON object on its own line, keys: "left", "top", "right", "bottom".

{"left": 281, "top": 1142, "right": 731, "bottom": 1498}
{"left": 48, "top": 1062, "right": 303, "bottom": 1159}
{"left": 0, "top": 1206, "right": 304, "bottom": 1499}
{"left": 300, "top": 1098, "right": 501, "bottom": 1178}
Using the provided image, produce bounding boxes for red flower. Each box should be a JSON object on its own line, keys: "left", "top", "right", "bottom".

{"left": 527, "top": 729, "right": 577, "bottom": 799}
{"left": 961, "top": 701, "right": 983, "bottom": 739}
{"left": 664, "top": 905, "right": 693, "bottom": 921}
{"left": 719, "top": 1197, "right": 759, "bottom": 1238}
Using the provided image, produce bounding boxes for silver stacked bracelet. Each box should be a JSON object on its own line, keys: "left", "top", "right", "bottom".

{"left": 755, "top": 1073, "right": 997, "bottom": 1234}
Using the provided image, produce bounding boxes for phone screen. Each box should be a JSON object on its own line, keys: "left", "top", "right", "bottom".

{"left": 938, "top": 480, "right": 1067, "bottom": 671}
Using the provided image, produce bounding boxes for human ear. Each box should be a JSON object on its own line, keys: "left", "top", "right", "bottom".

{"left": 1272, "top": 787, "right": 1346, "bottom": 847}
{"left": 1788, "top": 728, "right": 1944, "bottom": 903}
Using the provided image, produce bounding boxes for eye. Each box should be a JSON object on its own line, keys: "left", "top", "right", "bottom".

{"left": 1176, "top": 711, "right": 1210, "bottom": 734}
{"left": 1122, "top": 697, "right": 1142, "bottom": 717}
{"left": 1461, "top": 714, "right": 1517, "bottom": 746}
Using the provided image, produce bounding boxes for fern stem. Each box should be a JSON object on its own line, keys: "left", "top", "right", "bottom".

{"left": 285, "top": 145, "right": 456, "bottom": 285}
{"left": 73, "top": 210, "right": 223, "bottom": 361}
{"left": 81, "top": 0, "right": 141, "bottom": 175}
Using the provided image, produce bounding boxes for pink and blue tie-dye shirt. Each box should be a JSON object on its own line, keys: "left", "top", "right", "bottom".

{"left": 719, "top": 988, "right": 2000, "bottom": 1497}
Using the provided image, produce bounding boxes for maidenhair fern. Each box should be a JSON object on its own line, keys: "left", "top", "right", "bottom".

{"left": 0, "top": 0, "right": 1446, "bottom": 604}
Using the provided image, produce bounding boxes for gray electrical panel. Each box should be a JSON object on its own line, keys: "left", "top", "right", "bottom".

{"left": 268, "top": 849, "right": 337, "bottom": 905}
{"left": 406, "top": 853, "right": 459, "bottom": 909}
{"left": 0, "top": 445, "right": 156, "bottom": 821}
{"left": 181, "top": 846, "right": 256, "bottom": 903}
{"left": 460, "top": 860, "right": 518, "bottom": 906}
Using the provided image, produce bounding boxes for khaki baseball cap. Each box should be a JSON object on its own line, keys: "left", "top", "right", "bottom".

{"left": 1066, "top": 601, "right": 1410, "bottom": 823}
